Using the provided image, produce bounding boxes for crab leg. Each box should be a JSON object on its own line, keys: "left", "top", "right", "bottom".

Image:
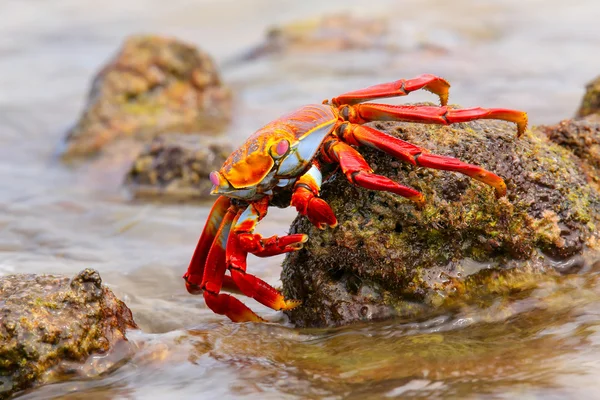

{"left": 347, "top": 104, "right": 528, "bottom": 137}
{"left": 226, "top": 205, "right": 303, "bottom": 312}
{"left": 322, "top": 137, "right": 425, "bottom": 206}
{"left": 192, "top": 206, "right": 265, "bottom": 322}
{"left": 291, "top": 162, "right": 338, "bottom": 230}
{"left": 329, "top": 74, "right": 451, "bottom": 107}
{"left": 338, "top": 123, "right": 506, "bottom": 197}
{"left": 183, "top": 196, "right": 232, "bottom": 294}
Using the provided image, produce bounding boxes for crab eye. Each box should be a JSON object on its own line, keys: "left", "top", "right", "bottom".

{"left": 209, "top": 171, "right": 221, "bottom": 187}
{"left": 270, "top": 139, "right": 289, "bottom": 159}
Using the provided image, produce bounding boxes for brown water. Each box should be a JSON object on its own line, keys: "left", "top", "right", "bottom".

{"left": 2, "top": 0, "right": 600, "bottom": 398}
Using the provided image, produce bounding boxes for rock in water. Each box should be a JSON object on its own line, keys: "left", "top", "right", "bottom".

{"left": 282, "top": 116, "right": 600, "bottom": 327}
{"left": 543, "top": 115, "right": 600, "bottom": 192}
{"left": 238, "top": 13, "right": 391, "bottom": 61}
{"left": 0, "top": 269, "right": 138, "bottom": 398}
{"left": 124, "top": 134, "right": 232, "bottom": 201}
{"left": 576, "top": 76, "right": 600, "bottom": 118}
{"left": 62, "top": 35, "right": 232, "bottom": 158}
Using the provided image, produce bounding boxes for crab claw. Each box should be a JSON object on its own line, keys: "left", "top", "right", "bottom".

{"left": 291, "top": 170, "right": 338, "bottom": 230}
{"left": 238, "top": 233, "right": 308, "bottom": 257}
{"left": 306, "top": 198, "right": 338, "bottom": 230}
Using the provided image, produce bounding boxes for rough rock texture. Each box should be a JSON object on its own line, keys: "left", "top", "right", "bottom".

{"left": 0, "top": 269, "right": 138, "bottom": 398}
{"left": 62, "top": 35, "right": 232, "bottom": 158}
{"left": 576, "top": 76, "right": 600, "bottom": 118}
{"left": 124, "top": 134, "right": 232, "bottom": 201}
{"left": 282, "top": 116, "right": 600, "bottom": 327}
{"left": 543, "top": 115, "right": 600, "bottom": 191}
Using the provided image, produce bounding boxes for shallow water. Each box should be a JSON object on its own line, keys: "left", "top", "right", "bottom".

{"left": 2, "top": 0, "right": 600, "bottom": 398}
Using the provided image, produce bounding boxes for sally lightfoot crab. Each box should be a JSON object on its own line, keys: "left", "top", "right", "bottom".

{"left": 183, "top": 74, "right": 528, "bottom": 322}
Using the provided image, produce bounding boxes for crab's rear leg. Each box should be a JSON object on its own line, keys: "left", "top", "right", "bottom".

{"left": 322, "top": 137, "right": 425, "bottom": 206}
{"left": 347, "top": 103, "right": 528, "bottom": 137}
{"left": 227, "top": 201, "right": 303, "bottom": 312}
{"left": 328, "top": 74, "right": 450, "bottom": 107}
{"left": 291, "top": 161, "right": 338, "bottom": 230}
{"left": 339, "top": 123, "right": 507, "bottom": 198}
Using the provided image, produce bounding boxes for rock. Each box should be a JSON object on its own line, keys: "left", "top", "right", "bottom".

{"left": 124, "top": 134, "right": 232, "bottom": 201}
{"left": 576, "top": 76, "right": 600, "bottom": 118}
{"left": 542, "top": 115, "right": 600, "bottom": 191}
{"left": 236, "top": 13, "right": 393, "bottom": 61}
{"left": 62, "top": 35, "right": 232, "bottom": 158}
{"left": 0, "top": 269, "right": 138, "bottom": 398}
{"left": 281, "top": 115, "right": 600, "bottom": 327}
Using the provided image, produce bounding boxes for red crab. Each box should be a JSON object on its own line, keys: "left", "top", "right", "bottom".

{"left": 183, "top": 74, "right": 527, "bottom": 322}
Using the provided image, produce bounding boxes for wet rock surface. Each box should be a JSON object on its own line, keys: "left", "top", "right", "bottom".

{"left": 576, "top": 76, "right": 600, "bottom": 118}
{"left": 282, "top": 115, "right": 600, "bottom": 327}
{"left": 0, "top": 269, "right": 138, "bottom": 399}
{"left": 62, "top": 35, "right": 232, "bottom": 158}
{"left": 124, "top": 134, "right": 232, "bottom": 201}
{"left": 543, "top": 115, "right": 600, "bottom": 191}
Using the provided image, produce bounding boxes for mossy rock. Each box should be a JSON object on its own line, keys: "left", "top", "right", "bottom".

{"left": 282, "top": 116, "right": 600, "bottom": 327}
{"left": 576, "top": 75, "right": 600, "bottom": 118}
{"left": 542, "top": 115, "right": 600, "bottom": 192}
{"left": 62, "top": 35, "right": 232, "bottom": 158}
{"left": 0, "top": 269, "right": 138, "bottom": 398}
{"left": 235, "top": 13, "right": 393, "bottom": 62}
{"left": 124, "top": 134, "right": 232, "bottom": 201}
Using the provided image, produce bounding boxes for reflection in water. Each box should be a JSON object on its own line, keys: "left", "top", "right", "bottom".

{"left": 20, "top": 271, "right": 600, "bottom": 399}
{"left": 2, "top": 0, "right": 600, "bottom": 398}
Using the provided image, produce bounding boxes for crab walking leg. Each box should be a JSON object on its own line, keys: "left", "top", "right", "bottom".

{"left": 347, "top": 104, "right": 528, "bottom": 137}
{"left": 329, "top": 74, "right": 451, "bottom": 107}
{"left": 226, "top": 207, "right": 303, "bottom": 311}
{"left": 183, "top": 196, "right": 232, "bottom": 294}
{"left": 234, "top": 197, "right": 308, "bottom": 256}
{"left": 338, "top": 123, "right": 507, "bottom": 197}
{"left": 196, "top": 206, "right": 264, "bottom": 322}
{"left": 290, "top": 162, "right": 337, "bottom": 230}
{"left": 323, "top": 138, "right": 425, "bottom": 207}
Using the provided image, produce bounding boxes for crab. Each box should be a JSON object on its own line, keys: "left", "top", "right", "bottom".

{"left": 183, "top": 74, "right": 528, "bottom": 322}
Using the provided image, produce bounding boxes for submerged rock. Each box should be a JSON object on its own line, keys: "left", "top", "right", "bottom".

{"left": 282, "top": 115, "right": 600, "bottom": 327}
{"left": 0, "top": 269, "right": 138, "bottom": 398}
{"left": 576, "top": 76, "right": 600, "bottom": 118}
{"left": 62, "top": 35, "right": 232, "bottom": 158}
{"left": 124, "top": 134, "right": 232, "bottom": 201}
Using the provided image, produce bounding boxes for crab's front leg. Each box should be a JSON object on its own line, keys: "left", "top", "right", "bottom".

{"left": 291, "top": 161, "right": 338, "bottom": 230}
{"left": 183, "top": 195, "right": 232, "bottom": 294}
{"left": 227, "top": 199, "right": 304, "bottom": 311}
{"left": 188, "top": 204, "right": 266, "bottom": 322}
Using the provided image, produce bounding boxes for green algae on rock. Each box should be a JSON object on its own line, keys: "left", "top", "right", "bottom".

{"left": 62, "top": 35, "right": 232, "bottom": 158}
{"left": 124, "top": 134, "right": 232, "bottom": 201}
{"left": 0, "top": 269, "right": 138, "bottom": 399}
{"left": 576, "top": 76, "right": 600, "bottom": 118}
{"left": 542, "top": 115, "right": 600, "bottom": 192}
{"left": 281, "top": 115, "right": 600, "bottom": 327}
